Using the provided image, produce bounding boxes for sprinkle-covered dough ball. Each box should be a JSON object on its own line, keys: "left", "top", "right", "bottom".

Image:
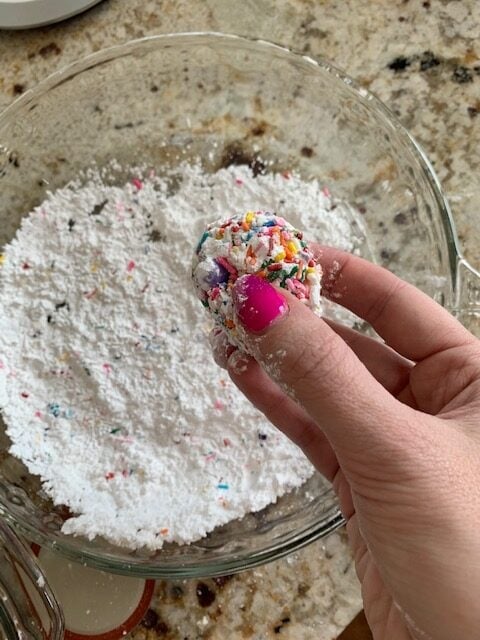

{"left": 192, "top": 211, "right": 323, "bottom": 347}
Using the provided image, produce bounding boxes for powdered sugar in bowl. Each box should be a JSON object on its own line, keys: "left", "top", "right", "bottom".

{"left": 0, "top": 33, "right": 478, "bottom": 581}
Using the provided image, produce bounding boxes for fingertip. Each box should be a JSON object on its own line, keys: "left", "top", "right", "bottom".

{"left": 209, "top": 328, "right": 236, "bottom": 369}
{"left": 227, "top": 349, "right": 253, "bottom": 377}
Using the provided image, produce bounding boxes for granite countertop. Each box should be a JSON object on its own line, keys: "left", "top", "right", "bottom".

{"left": 0, "top": 1, "right": 479, "bottom": 638}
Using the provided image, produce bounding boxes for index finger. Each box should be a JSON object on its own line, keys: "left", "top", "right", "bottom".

{"left": 315, "top": 245, "right": 474, "bottom": 361}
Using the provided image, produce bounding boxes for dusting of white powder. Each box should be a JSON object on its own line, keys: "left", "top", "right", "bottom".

{"left": 0, "top": 164, "right": 357, "bottom": 550}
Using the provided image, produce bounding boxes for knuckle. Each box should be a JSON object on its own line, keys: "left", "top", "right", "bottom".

{"left": 364, "top": 278, "right": 408, "bottom": 326}
{"left": 282, "top": 332, "right": 349, "bottom": 401}
{"left": 292, "top": 420, "right": 322, "bottom": 452}
{"left": 260, "top": 387, "right": 291, "bottom": 418}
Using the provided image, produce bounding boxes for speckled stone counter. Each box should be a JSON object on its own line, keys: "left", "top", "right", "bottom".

{"left": 0, "top": 1, "right": 479, "bottom": 638}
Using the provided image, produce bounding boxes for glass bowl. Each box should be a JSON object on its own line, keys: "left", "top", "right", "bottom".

{"left": 0, "top": 32, "right": 479, "bottom": 582}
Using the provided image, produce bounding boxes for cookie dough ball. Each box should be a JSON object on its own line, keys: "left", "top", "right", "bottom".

{"left": 192, "top": 211, "right": 322, "bottom": 347}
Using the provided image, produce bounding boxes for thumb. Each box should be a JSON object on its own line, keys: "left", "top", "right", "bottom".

{"left": 231, "top": 273, "right": 417, "bottom": 467}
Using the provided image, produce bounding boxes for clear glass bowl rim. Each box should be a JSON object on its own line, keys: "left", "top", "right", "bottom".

{"left": 0, "top": 31, "right": 470, "bottom": 578}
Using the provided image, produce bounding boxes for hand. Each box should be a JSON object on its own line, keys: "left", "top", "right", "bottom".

{"left": 212, "top": 247, "right": 480, "bottom": 640}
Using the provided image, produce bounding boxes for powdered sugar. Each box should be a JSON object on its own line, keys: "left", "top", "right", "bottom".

{"left": 0, "top": 163, "right": 359, "bottom": 549}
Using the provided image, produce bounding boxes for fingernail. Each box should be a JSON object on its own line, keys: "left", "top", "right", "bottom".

{"left": 232, "top": 274, "right": 288, "bottom": 333}
{"left": 228, "top": 349, "right": 251, "bottom": 375}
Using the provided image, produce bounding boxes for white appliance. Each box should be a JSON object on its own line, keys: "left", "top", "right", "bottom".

{"left": 0, "top": 0, "right": 103, "bottom": 28}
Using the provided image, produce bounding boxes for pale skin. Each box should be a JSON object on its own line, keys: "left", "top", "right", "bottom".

{"left": 213, "top": 246, "right": 480, "bottom": 640}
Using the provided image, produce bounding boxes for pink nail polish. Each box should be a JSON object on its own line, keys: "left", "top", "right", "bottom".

{"left": 232, "top": 274, "right": 288, "bottom": 333}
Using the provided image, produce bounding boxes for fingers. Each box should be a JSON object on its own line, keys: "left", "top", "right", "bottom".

{"left": 213, "top": 320, "right": 413, "bottom": 398}
{"left": 231, "top": 274, "right": 413, "bottom": 462}
{"left": 227, "top": 355, "right": 339, "bottom": 481}
{"left": 227, "top": 352, "right": 355, "bottom": 518}
{"left": 209, "top": 327, "right": 235, "bottom": 369}
{"left": 325, "top": 319, "right": 413, "bottom": 397}
{"left": 315, "top": 245, "right": 474, "bottom": 361}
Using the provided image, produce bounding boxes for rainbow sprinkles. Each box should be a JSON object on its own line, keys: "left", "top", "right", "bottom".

{"left": 192, "top": 211, "right": 323, "bottom": 348}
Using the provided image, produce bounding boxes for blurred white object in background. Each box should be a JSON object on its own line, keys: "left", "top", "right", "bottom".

{"left": 0, "top": 0, "right": 103, "bottom": 28}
